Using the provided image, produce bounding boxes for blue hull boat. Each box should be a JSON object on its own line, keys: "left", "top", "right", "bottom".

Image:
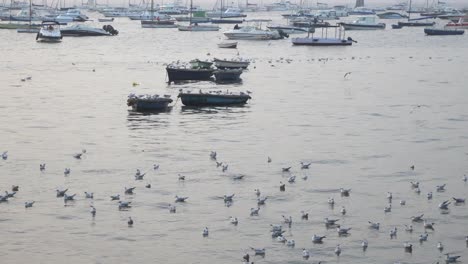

{"left": 178, "top": 92, "right": 251, "bottom": 106}
{"left": 424, "top": 28, "right": 464, "bottom": 35}
{"left": 127, "top": 96, "right": 173, "bottom": 111}
{"left": 166, "top": 66, "right": 214, "bottom": 83}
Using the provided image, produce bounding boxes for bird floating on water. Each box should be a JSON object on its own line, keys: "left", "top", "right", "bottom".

{"left": 340, "top": 206, "right": 346, "bottom": 215}
{"left": 436, "top": 184, "right": 446, "bottom": 192}
{"left": 12, "top": 185, "right": 19, "bottom": 192}
{"left": 335, "top": 244, "right": 342, "bottom": 256}
{"left": 250, "top": 247, "right": 265, "bottom": 256}
{"left": 178, "top": 174, "right": 185, "bottom": 181}
{"left": 224, "top": 194, "right": 235, "bottom": 203}
{"left": 437, "top": 241, "right": 444, "bottom": 251}
{"left": 279, "top": 182, "right": 285, "bottom": 192}
{"left": 127, "top": 217, "right": 133, "bottom": 227}
{"left": 340, "top": 188, "right": 351, "bottom": 196}
{"left": 2, "top": 151, "right": 8, "bottom": 160}
{"left": 175, "top": 195, "right": 188, "bottom": 203}
{"left": 118, "top": 201, "right": 131, "bottom": 210}
{"left": 404, "top": 242, "right": 412, "bottom": 252}
{"left": 286, "top": 239, "right": 295, "bottom": 247}
{"left": 254, "top": 189, "right": 260, "bottom": 197}
{"left": 424, "top": 221, "right": 435, "bottom": 230}
{"left": 390, "top": 227, "right": 397, "bottom": 238}
{"left": 336, "top": 225, "right": 351, "bottom": 235}
{"left": 410, "top": 181, "right": 419, "bottom": 189}
{"left": 445, "top": 253, "right": 461, "bottom": 263}
{"left": 210, "top": 151, "right": 217, "bottom": 160}
{"left": 64, "top": 168, "right": 71, "bottom": 175}
{"left": 110, "top": 194, "right": 120, "bottom": 201}
{"left": 419, "top": 232, "right": 429, "bottom": 242}
{"left": 405, "top": 225, "right": 413, "bottom": 232}
{"left": 125, "top": 187, "right": 136, "bottom": 195}
{"left": 90, "top": 206, "right": 96, "bottom": 217}
{"left": 362, "top": 240, "right": 368, "bottom": 251}
{"left": 257, "top": 197, "right": 267, "bottom": 205}
{"left": 452, "top": 197, "right": 465, "bottom": 203}
{"left": 64, "top": 193, "right": 76, "bottom": 202}
{"left": 56, "top": 189, "right": 68, "bottom": 197}
{"left": 145, "top": 183, "right": 151, "bottom": 188}
{"left": 301, "top": 211, "right": 308, "bottom": 220}
{"left": 84, "top": 192, "right": 94, "bottom": 199}
{"left": 439, "top": 200, "right": 450, "bottom": 210}
{"left": 368, "top": 221, "right": 380, "bottom": 230}
{"left": 229, "top": 216, "right": 238, "bottom": 225}
{"left": 384, "top": 204, "right": 392, "bottom": 213}
{"left": 40, "top": 163, "right": 46, "bottom": 171}
{"left": 411, "top": 214, "right": 424, "bottom": 222}
{"left": 203, "top": 227, "right": 209, "bottom": 237}
{"left": 302, "top": 248, "right": 310, "bottom": 259}
{"left": 222, "top": 164, "right": 228, "bottom": 172}
{"left": 267, "top": 157, "right": 272, "bottom": 163}
{"left": 287, "top": 175, "right": 296, "bottom": 183}
{"left": 153, "top": 164, "right": 159, "bottom": 170}
{"left": 328, "top": 198, "right": 335, "bottom": 206}
{"left": 325, "top": 217, "right": 340, "bottom": 226}
{"left": 250, "top": 207, "right": 260, "bottom": 216}
{"left": 400, "top": 200, "right": 406, "bottom": 205}
{"left": 282, "top": 167, "right": 291, "bottom": 172}
{"left": 427, "top": 192, "right": 433, "bottom": 200}
{"left": 300, "top": 162, "right": 311, "bottom": 169}
{"left": 25, "top": 201, "right": 35, "bottom": 208}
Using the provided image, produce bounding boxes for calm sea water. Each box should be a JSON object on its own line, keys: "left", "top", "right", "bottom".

{"left": 0, "top": 11, "right": 467, "bottom": 264}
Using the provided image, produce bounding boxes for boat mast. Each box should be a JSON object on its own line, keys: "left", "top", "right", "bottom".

{"left": 189, "top": 0, "right": 192, "bottom": 25}
{"left": 151, "top": 0, "right": 154, "bottom": 21}
{"left": 29, "top": 0, "right": 32, "bottom": 26}
{"left": 408, "top": 0, "right": 411, "bottom": 21}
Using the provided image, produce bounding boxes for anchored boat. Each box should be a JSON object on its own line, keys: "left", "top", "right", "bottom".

{"left": 127, "top": 94, "right": 173, "bottom": 111}
{"left": 178, "top": 90, "right": 251, "bottom": 106}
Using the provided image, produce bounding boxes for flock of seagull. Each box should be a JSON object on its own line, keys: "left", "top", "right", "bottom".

{"left": 1, "top": 149, "right": 467, "bottom": 263}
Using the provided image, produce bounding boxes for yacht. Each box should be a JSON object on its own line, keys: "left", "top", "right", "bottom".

{"left": 36, "top": 21, "right": 62, "bottom": 42}
{"left": 60, "top": 24, "right": 118, "bottom": 36}
{"left": 341, "top": 16, "right": 386, "bottom": 30}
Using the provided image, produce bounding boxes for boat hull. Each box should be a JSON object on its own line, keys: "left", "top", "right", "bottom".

{"left": 166, "top": 67, "right": 214, "bottom": 83}
{"left": 267, "top": 26, "right": 309, "bottom": 34}
{"left": 213, "top": 59, "right": 249, "bottom": 69}
{"left": 178, "top": 25, "right": 219, "bottom": 31}
{"left": 128, "top": 99, "right": 173, "bottom": 111}
{"left": 341, "top": 23, "right": 386, "bottom": 30}
{"left": 424, "top": 28, "right": 464, "bottom": 35}
{"left": 292, "top": 37, "right": 353, "bottom": 46}
{"left": 211, "top": 19, "right": 244, "bottom": 24}
{"left": 214, "top": 69, "right": 243, "bottom": 82}
{"left": 178, "top": 93, "right": 250, "bottom": 106}
{"left": 398, "top": 21, "right": 435, "bottom": 27}
{"left": 217, "top": 42, "right": 238, "bottom": 48}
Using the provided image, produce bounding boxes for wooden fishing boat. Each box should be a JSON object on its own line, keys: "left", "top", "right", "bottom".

{"left": 178, "top": 91, "right": 251, "bottom": 106}
{"left": 424, "top": 28, "right": 464, "bottom": 35}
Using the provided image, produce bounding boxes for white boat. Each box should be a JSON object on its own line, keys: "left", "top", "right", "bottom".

{"left": 341, "top": 16, "right": 386, "bottom": 30}
{"left": 102, "top": 8, "right": 131, "bottom": 17}
{"left": 224, "top": 20, "right": 285, "bottom": 40}
{"left": 267, "top": 25, "right": 310, "bottom": 34}
{"left": 53, "top": 9, "right": 88, "bottom": 23}
{"left": 128, "top": 11, "right": 170, "bottom": 20}
{"left": 36, "top": 21, "right": 62, "bottom": 42}
{"left": 217, "top": 41, "right": 237, "bottom": 48}
{"left": 291, "top": 25, "right": 356, "bottom": 46}
{"left": 60, "top": 24, "right": 118, "bottom": 36}
{"left": 445, "top": 15, "right": 468, "bottom": 29}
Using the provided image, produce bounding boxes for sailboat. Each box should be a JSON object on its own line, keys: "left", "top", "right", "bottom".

{"left": 396, "top": 0, "right": 435, "bottom": 27}
{"left": 17, "top": 0, "right": 40, "bottom": 33}
{"left": 178, "top": 0, "right": 219, "bottom": 31}
{"left": 0, "top": 0, "right": 40, "bottom": 30}
{"left": 210, "top": 0, "right": 245, "bottom": 24}
{"left": 141, "top": 0, "right": 177, "bottom": 28}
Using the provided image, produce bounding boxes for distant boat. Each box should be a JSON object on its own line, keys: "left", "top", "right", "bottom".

{"left": 61, "top": 24, "right": 118, "bottom": 36}
{"left": 213, "top": 58, "right": 250, "bottom": 69}
{"left": 267, "top": 25, "right": 310, "bottom": 34}
{"left": 397, "top": 0, "right": 435, "bottom": 27}
{"left": 166, "top": 65, "right": 214, "bottom": 83}
{"left": 141, "top": 0, "right": 177, "bottom": 28}
{"left": 292, "top": 25, "right": 356, "bottom": 46}
{"left": 189, "top": 59, "right": 213, "bottom": 69}
{"left": 127, "top": 94, "right": 173, "bottom": 111}
{"left": 211, "top": 18, "right": 244, "bottom": 24}
{"left": 424, "top": 27, "right": 464, "bottom": 35}
{"left": 36, "top": 21, "right": 62, "bottom": 42}
{"left": 340, "top": 16, "right": 386, "bottom": 30}
{"left": 98, "top": 17, "right": 114, "bottom": 22}
{"left": 214, "top": 69, "right": 243, "bottom": 82}
{"left": 445, "top": 16, "right": 468, "bottom": 29}
{"left": 217, "top": 41, "right": 238, "bottom": 48}
{"left": 223, "top": 20, "right": 286, "bottom": 40}
{"left": 377, "top": 12, "right": 408, "bottom": 19}
{"left": 178, "top": 91, "right": 251, "bottom": 106}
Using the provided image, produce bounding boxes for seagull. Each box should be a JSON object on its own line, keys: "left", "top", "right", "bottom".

{"left": 40, "top": 163, "right": 46, "bottom": 171}
{"left": 267, "top": 157, "right": 272, "bottom": 163}
{"left": 276, "top": 235, "right": 286, "bottom": 242}
{"left": 175, "top": 195, "right": 188, "bottom": 202}
{"left": 302, "top": 174, "right": 308, "bottom": 180}
{"left": 340, "top": 188, "right": 351, "bottom": 196}
{"left": 445, "top": 253, "right": 461, "bottom": 263}
{"left": 328, "top": 198, "right": 335, "bottom": 205}
{"left": 437, "top": 242, "right": 444, "bottom": 251}
{"left": 250, "top": 247, "right": 265, "bottom": 255}
{"left": 410, "top": 181, "right": 419, "bottom": 188}
{"left": 242, "top": 253, "right": 250, "bottom": 263}
{"left": 400, "top": 200, "right": 406, "bottom": 205}
{"left": 411, "top": 214, "right": 424, "bottom": 222}
{"left": 424, "top": 221, "right": 435, "bottom": 230}
{"left": 312, "top": 235, "right": 326, "bottom": 243}
{"left": 210, "top": 151, "right": 217, "bottom": 160}
{"left": 404, "top": 242, "right": 413, "bottom": 252}
{"left": 64, "top": 168, "right": 71, "bottom": 175}
{"left": 300, "top": 162, "right": 311, "bottom": 169}
{"left": 325, "top": 218, "right": 340, "bottom": 226}
{"left": 12, "top": 185, "right": 19, "bottom": 192}
{"left": 224, "top": 194, "right": 235, "bottom": 203}
{"left": 135, "top": 169, "right": 145, "bottom": 180}
{"left": 436, "top": 184, "right": 446, "bottom": 192}
{"left": 287, "top": 175, "right": 296, "bottom": 183}
{"left": 282, "top": 167, "right": 291, "bottom": 172}
{"left": 125, "top": 187, "right": 136, "bottom": 195}
{"left": 178, "top": 174, "right": 185, "bottom": 181}
{"left": 362, "top": 240, "right": 368, "bottom": 250}
{"left": 232, "top": 174, "right": 244, "bottom": 180}
{"left": 335, "top": 244, "right": 342, "bottom": 256}
{"left": 63, "top": 193, "right": 76, "bottom": 202}
{"left": 127, "top": 217, "right": 133, "bottom": 227}
{"left": 202, "top": 227, "right": 209, "bottom": 237}
{"left": 452, "top": 197, "right": 465, "bottom": 203}
{"left": 405, "top": 225, "right": 413, "bottom": 232}
{"left": 301, "top": 211, "right": 308, "bottom": 220}
{"left": 282, "top": 215, "right": 292, "bottom": 225}
{"left": 250, "top": 207, "right": 260, "bottom": 216}
{"left": 1, "top": 151, "right": 8, "bottom": 160}
{"left": 254, "top": 189, "right": 261, "bottom": 197}
{"left": 73, "top": 153, "right": 82, "bottom": 159}
{"left": 270, "top": 224, "right": 282, "bottom": 232}
{"left": 463, "top": 175, "right": 467, "bottom": 182}
{"left": 145, "top": 183, "right": 151, "bottom": 188}
{"left": 427, "top": 192, "right": 433, "bottom": 200}
{"left": 222, "top": 164, "right": 228, "bottom": 172}
{"left": 340, "top": 206, "right": 346, "bottom": 215}
{"left": 25, "top": 201, "right": 35, "bottom": 208}
{"left": 279, "top": 182, "right": 285, "bottom": 191}
{"left": 439, "top": 200, "right": 450, "bottom": 209}
{"left": 414, "top": 187, "right": 421, "bottom": 194}
{"left": 302, "top": 248, "right": 310, "bottom": 259}
{"left": 169, "top": 204, "right": 176, "bottom": 213}
{"left": 90, "top": 206, "right": 96, "bottom": 217}
{"left": 5, "top": 191, "right": 16, "bottom": 198}
{"left": 410, "top": 165, "right": 415, "bottom": 170}
{"left": 419, "top": 232, "right": 429, "bottom": 242}
{"left": 118, "top": 201, "right": 132, "bottom": 210}
{"left": 368, "top": 221, "right": 380, "bottom": 230}
{"left": 384, "top": 204, "right": 392, "bottom": 213}
{"left": 257, "top": 197, "right": 267, "bottom": 205}
{"left": 110, "top": 194, "right": 120, "bottom": 200}
{"left": 344, "top": 72, "right": 351, "bottom": 78}
{"left": 229, "top": 217, "right": 238, "bottom": 225}
{"left": 390, "top": 227, "right": 398, "bottom": 238}
{"left": 84, "top": 192, "right": 94, "bottom": 199}
{"left": 387, "top": 192, "right": 393, "bottom": 201}
{"left": 56, "top": 189, "right": 68, "bottom": 197}
{"left": 286, "top": 239, "right": 295, "bottom": 247}
{"left": 153, "top": 164, "right": 159, "bottom": 170}
{"left": 216, "top": 162, "right": 223, "bottom": 167}
{"left": 336, "top": 225, "right": 351, "bottom": 235}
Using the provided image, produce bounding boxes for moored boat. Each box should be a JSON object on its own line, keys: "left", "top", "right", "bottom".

{"left": 213, "top": 58, "right": 250, "bottom": 69}
{"left": 424, "top": 27, "right": 464, "bottom": 35}
{"left": 127, "top": 94, "right": 173, "bottom": 111}
{"left": 217, "top": 41, "right": 238, "bottom": 48}
{"left": 61, "top": 24, "right": 118, "bottom": 36}
{"left": 214, "top": 68, "right": 243, "bottom": 82}
{"left": 36, "top": 21, "right": 62, "bottom": 42}
{"left": 267, "top": 25, "right": 310, "bottom": 34}
{"left": 166, "top": 65, "right": 214, "bottom": 83}
{"left": 445, "top": 16, "right": 468, "bottom": 29}
{"left": 377, "top": 11, "right": 408, "bottom": 19}
{"left": 340, "top": 16, "right": 386, "bottom": 30}
{"left": 178, "top": 90, "right": 251, "bottom": 106}
{"left": 141, "top": 19, "right": 177, "bottom": 28}
{"left": 292, "top": 25, "right": 356, "bottom": 46}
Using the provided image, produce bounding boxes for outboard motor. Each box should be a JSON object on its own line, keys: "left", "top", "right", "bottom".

{"left": 277, "top": 29, "right": 289, "bottom": 39}
{"left": 103, "top": 25, "right": 119, "bottom": 36}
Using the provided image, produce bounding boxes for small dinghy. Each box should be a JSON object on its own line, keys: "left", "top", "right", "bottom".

{"left": 217, "top": 41, "right": 238, "bottom": 48}
{"left": 127, "top": 94, "right": 173, "bottom": 111}
{"left": 214, "top": 68, "right": 243, "bottom": 82}
{"left": 98, "top": 17, "right": 114, "bottom": 22}
{"left": 178, "top": 90, "right": 251, "bottom": 106}
{"left": 424, "top": 27, "right": 464, "bottom": 35}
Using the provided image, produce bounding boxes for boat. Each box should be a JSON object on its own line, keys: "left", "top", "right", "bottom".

{"left": 141, "top": 0, "right": 177, "bottom": 28}
{"left": 127, "top": 94, "right": 173, "bottom": 111}
{"left": 211, "top": 18, "right": 244, "bottom": 24}
{"left": 348, "top": 7, "right": 375, "bottom": 15}
{"left": 377, "top": 11, "right": 408, "bottom": 19}
{"left": 292, "top": 25, "right": 356, "bottom": 46}
{"left": 424, "top": 27, "right": 464, "bottom": 35}
{"left": 340, "top": 16, "right": 386, "bottom": 30}
{"left": 213, "top": 58, "right": 250, "bottom": 69}
{"left": 217, "top": 41, "right": 238, "bottom": 48}
{"left": 189, "top": 59, "right": 213, "bottom": 69}
{"left": 267, "top": 25, "right": 311, "bottom": 34}
{"left": 445, "top": 16, "right": 468, "bottom": 29}
{"left": 128, "top": 11, "right": 170, "bottom": 20}
{"left": 166, "top": 64, "right": 214, "bottom": 83}
{"left": 61, "top": 24, "right": 118, "bottom": 36}
{"left": 397, "top": 0, "right": 435, "bottom": 27}
{"left": 36, "top": 21, "right": 62, "bottom": 42}
{"left": 178, "top": 1, "right": 220, "bottom": 32}
{"left": 15, "top": 0, "right": 40, "bottom": 33}
{"left": 214, "top": 69, "right": 243, "bottom": 82}
{"left": 223, "top": 20, "right": 286, "bottom": 40}
{"left": 206, "top": 8, "right": 247, "bottom": 18}
{"left": 98, "top": 17, "right": 114, "bottom": 22}
{"left": 178, "top": 90, "right": 251, "bottom": 106}
{"left": 53, "top": 9, "right": 88, "bottom": 23}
